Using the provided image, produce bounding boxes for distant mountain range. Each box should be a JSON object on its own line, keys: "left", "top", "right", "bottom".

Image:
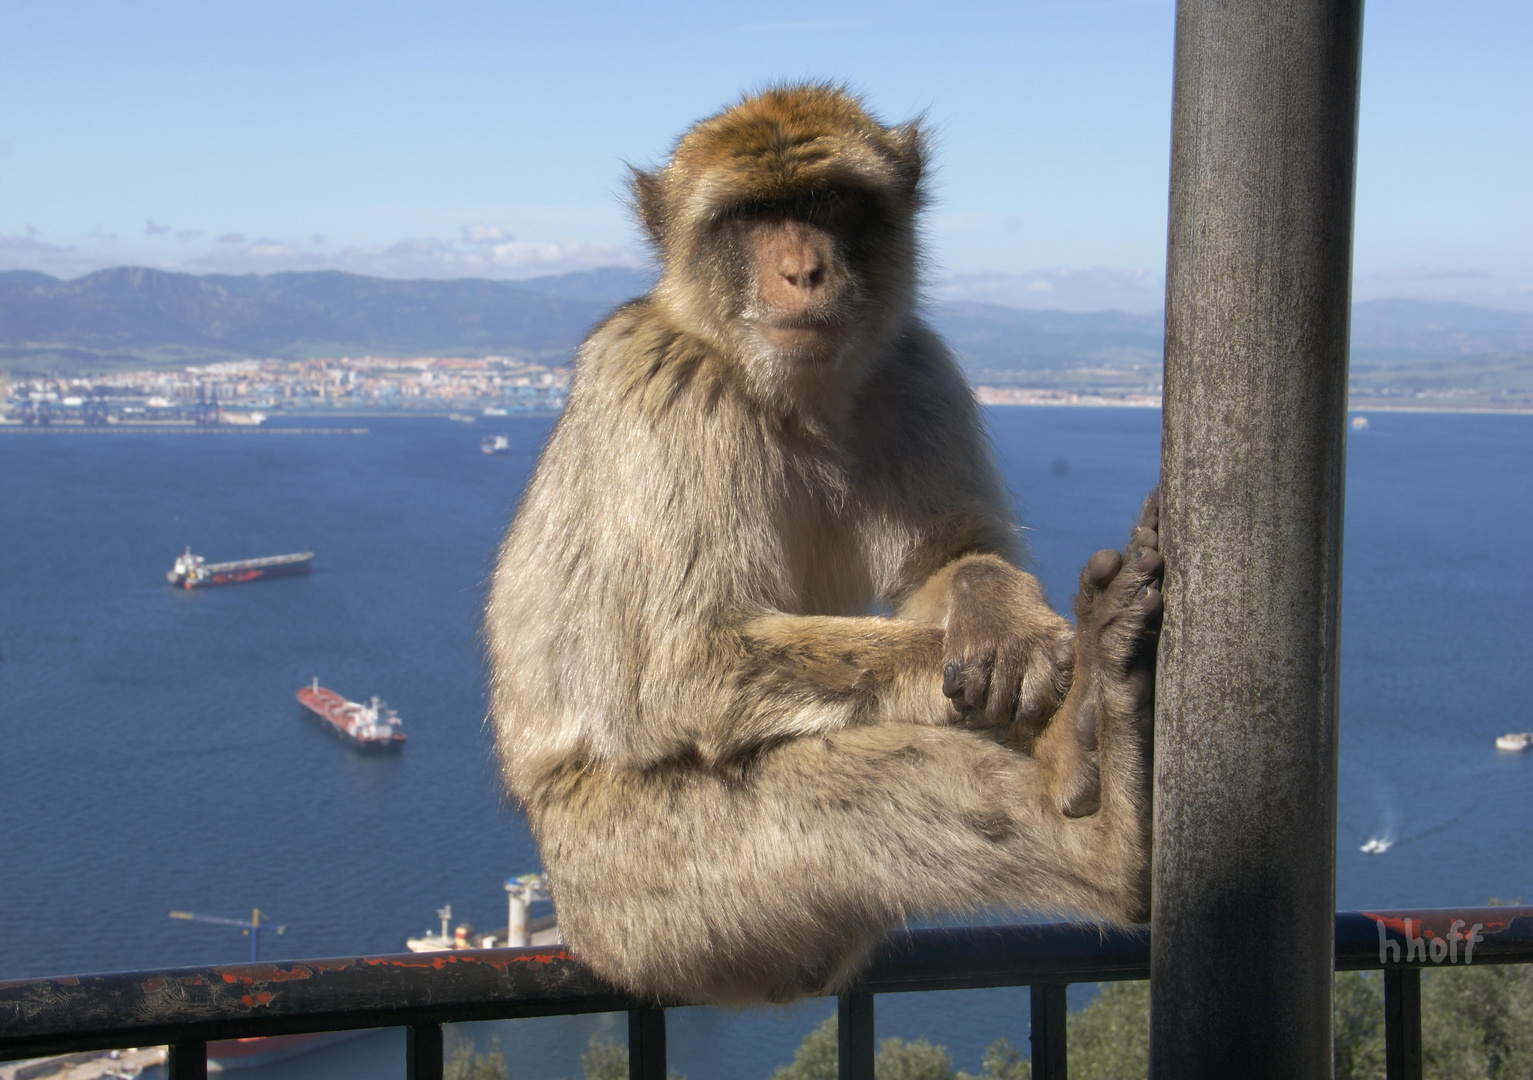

{"left": 3, "top": 266, "right": 1530, "bottom": 399}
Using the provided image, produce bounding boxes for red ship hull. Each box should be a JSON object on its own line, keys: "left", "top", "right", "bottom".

{"left": 297, "top": 685, "right": 406, "bottom": 750}
{"left": 183, "top": 560, "right": 310, "bottom": 588}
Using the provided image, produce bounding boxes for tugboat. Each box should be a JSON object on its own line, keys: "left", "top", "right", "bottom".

{"left": 167, "top": 546, "right": 312, "bottom": 588}
{"left": 297, "top": 679, "right": 407, "bottom": 750}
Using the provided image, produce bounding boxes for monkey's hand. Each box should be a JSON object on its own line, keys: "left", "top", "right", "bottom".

{"left": 932, "top": 555, "right": 1075, "bottom": 740}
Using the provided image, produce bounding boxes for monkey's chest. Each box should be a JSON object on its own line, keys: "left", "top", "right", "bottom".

{"left": 778, "top": 504, "right": 876, "bottom": 616}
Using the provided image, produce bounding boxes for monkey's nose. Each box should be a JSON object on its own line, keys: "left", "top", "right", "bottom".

{"left": 782, "top": 260, "right": 826, "bottom": 291}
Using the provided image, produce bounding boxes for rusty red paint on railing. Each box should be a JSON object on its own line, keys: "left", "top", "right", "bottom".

{"left": 2, "top": 912, "right": 1531, "bottom": 1063}
{"left": 0, "top": 945, "right": 633, "bottom": 1062}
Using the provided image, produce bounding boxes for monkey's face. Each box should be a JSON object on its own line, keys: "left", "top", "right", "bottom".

{"left": 633, "top": 85, "right": 928, "bottom": 412}
{"left": 673, "top": 181, "right": 918, "bottom": 413}
{"left": 725, "top": 189, "right": 866, "bottom": 364}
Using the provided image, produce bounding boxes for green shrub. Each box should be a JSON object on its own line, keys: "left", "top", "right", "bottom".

{"left": 582, "top": 1033, "right": 687, "bottom": 1080}
{"left": 770, "top": 1015, "right": 1029, "bottom": 1080}
{"left": 445, "top": 1035, "right": 511, "bottom": 1080}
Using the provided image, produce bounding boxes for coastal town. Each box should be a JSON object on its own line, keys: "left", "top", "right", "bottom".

{"left": 0, "top": 355, "right": 570, "bottom": 424}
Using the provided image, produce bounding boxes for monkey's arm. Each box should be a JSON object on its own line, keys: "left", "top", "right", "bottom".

{"left": 718, "top": 550, "right": 1073, "bottom": 764}
{"left": 898, "top": 553, "right": 1075, "bottom": 748}
{"left": 727, "top": 613, "right": 950, "bottom": 755}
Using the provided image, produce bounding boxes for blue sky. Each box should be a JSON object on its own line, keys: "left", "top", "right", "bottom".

{"left": 2, "top": 0, "right": 1528, "bottom": 311}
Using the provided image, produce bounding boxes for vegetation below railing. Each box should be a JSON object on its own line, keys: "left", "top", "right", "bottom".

{"left": 433, "top": 955, "right": 1533, "bottom": 1080}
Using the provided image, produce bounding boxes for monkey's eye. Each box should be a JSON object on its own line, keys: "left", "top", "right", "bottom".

{"left": 729, "top": 200, "right": 777, "bottom": 220}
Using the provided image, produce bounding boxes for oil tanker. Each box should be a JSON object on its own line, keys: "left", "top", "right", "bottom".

{"left": 167, "top": 546, "right": 312, "bottom": 588}
{"left": 297, "top": 679, "right": 407, "bottom": 750}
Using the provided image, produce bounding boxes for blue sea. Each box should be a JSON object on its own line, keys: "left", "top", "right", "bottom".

{"left": 1, "top": 407, "right": 1529, "bottom": 1079}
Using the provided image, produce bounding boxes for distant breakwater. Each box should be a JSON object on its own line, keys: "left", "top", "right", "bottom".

{"left": 0, "top": 425, "right": 370, "bottom": 435}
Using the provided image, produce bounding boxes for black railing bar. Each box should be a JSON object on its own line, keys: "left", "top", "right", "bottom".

{"left": 406, "top": 1023, "right": 443, "bottom": 1080}
{"left": 0, "top": 1000, "right": 646, "bottom": 1065}
{"left": 1383, "top": 968, "right": 1422, "bottom": 1080}
{"left": 166, "top": 1041, "right": 205, "bottom": 1080}
{"left": 836, "top": 993, "right": 874, "bottom": 1080}
{"left": 1335, "top": 908, "right": 1533, "bottom": 971}
{"left": 3, "top": 907, "right": 1529, "bottom": 1064}
{"left": 628, "top": 1007, "right": 666, "bottom": 1080}
{"left": 852, "top": 923, "right": 1151, "bottom": 994}
{"left": 1029, "top": 985, "right": 1067, "bottom": 1080}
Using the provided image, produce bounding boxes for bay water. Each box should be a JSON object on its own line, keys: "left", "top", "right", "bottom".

{"left": 1, "top": 407, "right": 1528, "bottom": 1078}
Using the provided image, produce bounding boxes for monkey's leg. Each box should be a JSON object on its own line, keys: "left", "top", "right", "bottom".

{"left": 537, "top": 711, "right": 1160, "bottom": 1006}
{"left": 1034, "top": 489, "right": 1162, "bottom": 818}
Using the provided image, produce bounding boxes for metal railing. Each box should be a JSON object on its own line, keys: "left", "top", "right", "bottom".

{"left": 2, "top": 906, "right": 1529, "bottom": 1080}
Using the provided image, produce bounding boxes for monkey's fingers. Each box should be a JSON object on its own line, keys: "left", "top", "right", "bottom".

{"left": 942, "top": 649, "right": 995, "bottom": 716}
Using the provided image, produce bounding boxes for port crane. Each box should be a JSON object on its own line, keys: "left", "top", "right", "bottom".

{"left": 169, "top": 908, "right": 286, "bottom": 962}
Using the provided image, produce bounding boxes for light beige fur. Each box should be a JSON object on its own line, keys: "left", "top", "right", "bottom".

{"left": 485, "top": 84, "right": 1161, "bottom": 1005}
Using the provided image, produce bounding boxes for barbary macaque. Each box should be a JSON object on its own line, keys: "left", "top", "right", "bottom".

{"left": 485, "top": 84, "right": 1162, "bottom": 1004}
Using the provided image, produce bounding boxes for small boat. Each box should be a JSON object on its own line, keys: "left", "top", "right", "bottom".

{"left": 482, "top": 406, "right": 509, "bottom": 417}
{"left": 297, "top": 679, "right": 407, "bottom": 750}
{"left": 1360, "top": 837, "right": 1393, "bottom": 855}
{"left": 480, "top": 435, "right": 510, "bottom": 455}
{"left": 1350, "top": 416, "right": 1369, "bottom": 430}
{"left": 1495, "top": 732, "right": 1530, "bottom": 752}
{"left": 406, "top": 876, "right": 558, "bottom": 952}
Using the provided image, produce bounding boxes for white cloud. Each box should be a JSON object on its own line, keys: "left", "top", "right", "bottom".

{"left": 1352, "top": 266, "right": 1533, "bottom": 312}
{"left": 0, "top": 226, "right": 651, "bottom": 282}
{"left": 933, "top": 268, "right": 1165, "bottom": 313}
{"left": 462, "top": 222, "right": 513, "bottom": 244}
{"left": 937, "top": 266, "right": 1533, "bottom": 314}
{"left": 177, "top": 231, "right": 650, "bottom": 280}
{"left": 0, "top": 230, "right": 101, "bottom": 278}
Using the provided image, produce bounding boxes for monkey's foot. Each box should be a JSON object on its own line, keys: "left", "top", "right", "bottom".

{"left": 1043, "top": 489, "right": 1163, "bottom": 818}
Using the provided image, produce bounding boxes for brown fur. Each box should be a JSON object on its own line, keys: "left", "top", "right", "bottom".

{"left": 485, "top": 84, "right": 1161, "bottom": 1005}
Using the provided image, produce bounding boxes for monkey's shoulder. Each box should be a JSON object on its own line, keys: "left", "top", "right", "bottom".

{"left": 571, "top": 298, "right": 743, "bottom": 422}
{"left": 848, "top": 317, "right": 984, "bottom": 445}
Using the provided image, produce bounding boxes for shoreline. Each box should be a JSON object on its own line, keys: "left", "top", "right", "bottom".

{"left": 973, "top": 388, "right": 1533, "bottom": 415}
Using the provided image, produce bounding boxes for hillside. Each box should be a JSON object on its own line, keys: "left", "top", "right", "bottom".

{"left": 3, "top": 267, "right": 1530, "bottom": 403}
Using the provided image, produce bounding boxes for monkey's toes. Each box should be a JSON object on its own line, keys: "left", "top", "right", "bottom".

{"left": 1137, "top": 486, "right": 1160, "bottom": 533}
{"left": 1084, "top": 549, "right": 1123, "bottom": 589}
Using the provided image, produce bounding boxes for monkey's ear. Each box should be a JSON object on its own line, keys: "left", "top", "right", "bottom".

{"left": 887, "top": 121, "right": 928, "bottom": 199}
{"left": 628, "top": 167, "right": 667, "bottom": 244}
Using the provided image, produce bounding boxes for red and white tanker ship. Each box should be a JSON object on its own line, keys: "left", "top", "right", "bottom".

{"left": 297, "top": 679, "right": 407, "bottom": 750}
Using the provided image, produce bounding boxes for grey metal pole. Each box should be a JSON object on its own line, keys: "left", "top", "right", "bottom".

{"left": 1153, "top": 0, "right": 1364, "bottom": 1076}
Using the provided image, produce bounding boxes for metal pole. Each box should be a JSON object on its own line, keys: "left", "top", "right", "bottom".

{"left": 1153, "top": 0, "right": 1363, "bottom": 1076}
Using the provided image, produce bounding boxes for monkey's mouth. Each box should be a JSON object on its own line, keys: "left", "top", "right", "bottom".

{"left": 755, "top": 316, "right": 844, "bottom": 352}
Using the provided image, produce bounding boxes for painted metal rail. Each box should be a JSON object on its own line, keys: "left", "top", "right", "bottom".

{"left": 2, "top": 907, "right": 1529, "bottom": 1080}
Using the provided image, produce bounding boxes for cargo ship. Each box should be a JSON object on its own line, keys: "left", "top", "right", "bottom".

{"left": 297, "top": 679, "right": 407, "bottom": 749}
{"left": 167, "top": 546, "right": 312, "bottom": 588}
